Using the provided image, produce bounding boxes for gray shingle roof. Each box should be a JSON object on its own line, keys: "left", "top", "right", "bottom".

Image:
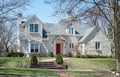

{"left": 79, "top": 26, "right": 97, "bottom": 43}
{"left": 45, "top": 19, "right": 88, "bottom": 36}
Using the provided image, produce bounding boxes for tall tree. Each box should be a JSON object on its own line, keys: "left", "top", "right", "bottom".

{"left": 0, "top": 0, "right": 30, "bottom": 22}
{"left": 45, "top": 0, "right": 120, "bottom": 72}
{"left": 0, "top": 22, "right": 17, "bottom": 52}
{"left": 0, "top": 0, "right": 30, "bottom": 53}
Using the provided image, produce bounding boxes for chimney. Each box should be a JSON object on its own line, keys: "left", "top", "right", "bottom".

{"left": 18, "top": 13, "right": 22, "bottom": 18}
{"left": 18, "top": 13, "right": 22, "bottom": 24}
{"left": 17, "top": 13, "right": 22, "bottom": 52}
{"left": 66, "top": 11, "right": 73, "bottom": 21}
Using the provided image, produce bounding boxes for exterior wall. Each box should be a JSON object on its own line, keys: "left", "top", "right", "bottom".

{"left": 85, "top": 31, "right": 111, "bottom": 55}
{"left": 20, "top": 40, "right": 29, "bottom": 53}
{"left": 19, "top": 16, "right": 43, "bottom": 56}
{"left": 43, "top": 41, "right": 54, "bottom": 53}
{"left": 25, "top": 17, "right": 43, "bottom": 41}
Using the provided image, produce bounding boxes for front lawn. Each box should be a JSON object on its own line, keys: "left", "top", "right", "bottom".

{"left": 64, "top": 58, "right": 115, "bottom": 71}
{"left": 64, "top": 71, "right": 115, "bottom": 77}
{"left": 0, "top": 57, "right": 54, "bottom": 68}
{"left": 0, "top": 57, "right": 116, "bottom": 76}
{"left": 0, "top": 68, "right": 58, "bottom": 76}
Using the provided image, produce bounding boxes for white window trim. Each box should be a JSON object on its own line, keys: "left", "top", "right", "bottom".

{"left": 66, "top": 25, "right": 75, "bottom": 35}
{"left": 95, "top": 41, "right": 101, "bottom": 50}
{"left": 29, "top": 24, "right": 39, "bottom": 33}
{"left": 69, "top": 43, "right": 74, "bottom": 49}
{"left": 69, "top": 27, "right": 74, "bottom": 35}
{"left": 30, "top": 43, "right": 40, "bottom": 53}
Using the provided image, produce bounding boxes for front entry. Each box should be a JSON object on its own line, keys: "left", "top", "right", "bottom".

{"left": 56, "top": 43, "right": 61, "bottom": 54}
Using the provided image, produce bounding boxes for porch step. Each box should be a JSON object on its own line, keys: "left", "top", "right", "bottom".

{"left": 38, "top": 61, "right": 57, "bottom": 69}
{"left": 30, "top": 60, "right": 67, "bottom": 69}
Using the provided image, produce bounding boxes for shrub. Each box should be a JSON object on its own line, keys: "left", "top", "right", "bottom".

{"left": 6, "top": 51, "right": 24, "bottom": 57}
{"left": 80, "top": 54, "right": 113, "bottom": 58}
{"left": 49, "top": 52, "right": 54, "bottom": 57}
{"left": 17, "top": 52, "right": 24, "bottom": 57}
{"left": 76, "top": 52, "right": 81, "bottom": 58}
{"left": 67, "top": 52, "right": 72, "bottom": 57}
{"left": 30, "top": 54, "right": 38, "bottom": 65}
{"left": 56, "top": 54, "right": 63, "bottom": 64}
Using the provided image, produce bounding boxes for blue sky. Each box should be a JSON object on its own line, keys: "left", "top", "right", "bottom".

{"left": 24, "top": 0, "right": 64, "bottom": 23}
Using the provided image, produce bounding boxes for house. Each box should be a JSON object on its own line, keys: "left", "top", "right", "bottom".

{"left": 17, "top": 13, "right": 111, "bottom": 57}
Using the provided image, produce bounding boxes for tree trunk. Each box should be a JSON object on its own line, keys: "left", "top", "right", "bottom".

{"left": 6, "top": 47, "right": 9, "bottom": 52}
{"left": 116, "top": 60, "right": 120, "bottom": 72}
{"left": 109, "top": 0, "right": 120, "bottom": 72}
{"left": 114, "top": 31, "right": 120, "bottom": 72}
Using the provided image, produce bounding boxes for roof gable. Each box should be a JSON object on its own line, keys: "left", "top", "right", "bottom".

{"left": 24, "top": 15, "right": 43, "bottom": 26}
{"left": 79, "top": 26, "right": 97, "bottom": 43}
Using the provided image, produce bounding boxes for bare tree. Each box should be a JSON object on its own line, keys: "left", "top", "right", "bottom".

{"left": 1, "top": 22, "right": 17, "bottom": 52}
{"left": 45, "top": 0, "right": 120, "bottom": 72}
{"left": 0, "top": 0, "right": 30, "bottom": 54}
{"left": 0, "top": 0, "right": 30, "bottom": 23}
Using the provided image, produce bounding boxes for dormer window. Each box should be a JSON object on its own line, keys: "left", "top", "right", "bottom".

{"left": 69, "top": 27, "right": 74, "bottom": 34}
{"left": 30, "top": 24, "right": 38, "bottom": 32}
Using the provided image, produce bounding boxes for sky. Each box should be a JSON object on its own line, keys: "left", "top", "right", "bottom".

{"left": 24, "top": 0, "right": 64, "bottom": 23}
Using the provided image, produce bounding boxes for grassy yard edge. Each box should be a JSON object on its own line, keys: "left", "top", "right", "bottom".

{"left": 0, "top": 68, "right": 58, "bottom": 76}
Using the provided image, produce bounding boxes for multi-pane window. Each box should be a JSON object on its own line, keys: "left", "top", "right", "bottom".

{"left": 30, "top": 24, "right": 38, "bottom": 32}
{"left": 69, "top": 43, "right": 74, "bottom": 48}
{"left": 69, "top": 27, "right": 73, "bottom": 34}
{"left": 31, "top": 44, "right": 38, "bottom": 52}
{"left": 95, "top": 42, "right": 101, "bottom": 50}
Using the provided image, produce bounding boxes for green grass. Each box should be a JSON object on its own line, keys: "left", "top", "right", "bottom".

{"left": 64, "top": 71, "right": 115, "bottom": 77}
{"left": 0, "top": 57, "right": 54, "bottom": 68}
{"left": 0, "top": 68, "right": 58, "bottom": 76}
{"left": 64, "top": 58, "right": 115, "bottom": 71}
{"left": 0, "top": 57, "right": 116, "bottom": 76}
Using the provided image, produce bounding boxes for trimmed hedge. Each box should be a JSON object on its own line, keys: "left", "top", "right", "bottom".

{"left": 30, "top": 54, "right": 38, "bottom": 65}
{"left": 6, "top": 51, "right": 24, "bottom": 57}
{"left": 56, "top": 54, "right": 63, "bottom": 64}
{"left": 49, "top": 52, "right": 54, "bottom": 57}
{"left": 75, "top": 54, "right": 112, "bottom": 58}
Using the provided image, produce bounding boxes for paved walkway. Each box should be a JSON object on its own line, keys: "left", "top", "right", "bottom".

{"left": 57, "top": 71, "right": 70, "bottom": 77}
{"left": 40, "top": 58, "right": 70, "bottom": 62}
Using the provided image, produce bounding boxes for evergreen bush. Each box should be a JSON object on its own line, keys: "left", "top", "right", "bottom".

{"left": 49, "top": 52, "right": 54, "bottom": 57}
{"left": 80, "top": 54, "right": 113, "bottom": 58}
{"left": 56, "top": 54, "right": 63, "bottom": 64}
{"left": 30, "top": 54, "right": 38, "bottom": 65}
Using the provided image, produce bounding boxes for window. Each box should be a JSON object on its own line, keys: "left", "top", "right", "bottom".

{"left": 95, "top": 42, "right": 101, "bottom": 50}
{"left": 69, "top": 43, "right": 74, "bottom": 48}
{"left": 69, "top": 27, "right": 74, "bottom": 34}
{"left": 30, "top": 24, "right": 38, "bottom": 32}
{"left": 31, "top": 44, "right": 38, "bottom": 52}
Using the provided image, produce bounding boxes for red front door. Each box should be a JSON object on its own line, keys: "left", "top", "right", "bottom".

{"left": 56, "top": 43, "right": 61, "bottom": 54}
